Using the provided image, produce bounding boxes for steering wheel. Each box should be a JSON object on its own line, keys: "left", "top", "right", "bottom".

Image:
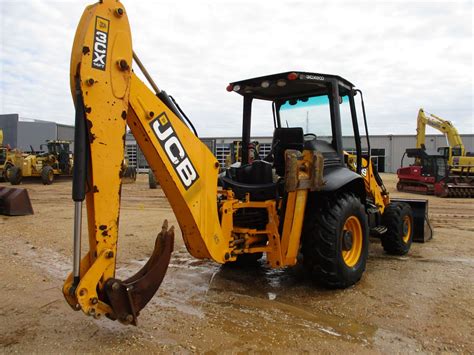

{"left": 304, "top": 133, "right": 317, "bottom": 141}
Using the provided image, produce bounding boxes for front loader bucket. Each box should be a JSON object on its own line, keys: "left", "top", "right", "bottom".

{"left": 0, "top": 186, "right": 34, "bottom": 216}
{"left": 392, "top": 198, "right": 432, "bottom": 242}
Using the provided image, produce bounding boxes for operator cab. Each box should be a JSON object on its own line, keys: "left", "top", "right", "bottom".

{"left": 221, "top": 71, "right": 367, "bottom": 201}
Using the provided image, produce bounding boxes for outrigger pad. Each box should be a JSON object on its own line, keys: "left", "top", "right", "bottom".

{"left": 392, "top": 198, "right": 432, "bottom": 242}
{"left": 0, "top": 186, "right": 34, "bottom": 216}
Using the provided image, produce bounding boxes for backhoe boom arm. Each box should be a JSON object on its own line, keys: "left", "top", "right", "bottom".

{"left": 416, "top": 108, "right": 465, "bottom": 154}
{"left": 63, "top": 0, "right": 231, "bottom": 323}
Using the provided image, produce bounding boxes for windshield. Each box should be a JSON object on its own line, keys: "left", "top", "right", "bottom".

{"left": 278, "top": 95, "right": 332, "bottom": 138}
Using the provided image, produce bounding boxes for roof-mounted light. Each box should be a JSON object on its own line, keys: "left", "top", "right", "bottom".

{"left": 276, "top": 79, "right": 287, "bottom": 87}
{"left": 233, "top": 85, "right": 241, "bottom": 92}
{"left": 261, "top": 80, "right": 270, "bottom": 88}
{"left": 287, "top": 72, "right": 298, "bottom": 80}
{"left": 226, "top": 84, "right": 233, "bottom": 92}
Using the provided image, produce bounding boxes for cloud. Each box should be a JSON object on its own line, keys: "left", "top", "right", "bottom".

{"left": 0, "top": 0, "right": 472, "bottom": 138}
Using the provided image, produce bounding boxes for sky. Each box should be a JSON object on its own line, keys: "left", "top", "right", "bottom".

{"left": 0, "top": 0, "right": 472, "bottom": 138}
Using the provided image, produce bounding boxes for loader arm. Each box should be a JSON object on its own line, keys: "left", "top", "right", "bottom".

{"left": 63, "top": 0, "right": 232, "bottom": 324}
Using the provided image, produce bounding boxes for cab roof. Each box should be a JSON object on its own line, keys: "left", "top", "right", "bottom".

{"left": 228, "top": 71, "right": 355, "bottom": 101}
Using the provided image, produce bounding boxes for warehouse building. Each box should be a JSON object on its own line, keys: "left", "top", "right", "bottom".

{"left": 0, "top": 114, "right": 75, "bottom": 152}
{"left": 125, "top": 132, "right": 474, "bottom": 173}
{"left": 3, "top": 113, "right": 471, "bottom": 174}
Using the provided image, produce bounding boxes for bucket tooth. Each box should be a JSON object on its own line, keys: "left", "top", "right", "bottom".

{"left": 0, "top": 186, "right": 34, "bottom": 216}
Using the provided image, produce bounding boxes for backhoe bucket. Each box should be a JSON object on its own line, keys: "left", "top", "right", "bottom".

{"left": 0, "top": 186, "right": 34, "bottom": 216}
{"left": 392, "top": 198, "right": 432, "bottom": 242}
{"left": 105, "top": 220, "right": 174, "bottom": 325}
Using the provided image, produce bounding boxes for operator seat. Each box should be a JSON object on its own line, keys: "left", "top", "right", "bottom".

{"left": 272, "top": 127, "right": 304, "bottom": 176}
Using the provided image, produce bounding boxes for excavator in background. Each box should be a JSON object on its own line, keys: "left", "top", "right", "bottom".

{"left": 397, "top": 109, "right": 473, "bottom": 197}
{"left": 63, "top": 0, "right": 431, "bottom": 325}
{"left": 0, "top": 129, "right": 34, "bottom": 216}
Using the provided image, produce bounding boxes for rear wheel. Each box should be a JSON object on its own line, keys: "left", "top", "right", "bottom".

{"left": 381, "top": 202, "right": 413, "bottom": 255}
{"left": 7, "top": 166, "right": 22, "bottom": 185}
{"left": 302, "top": 193, "right": 369, "bottom": 288}
{"left": 41, "top": 166, "right": 54, "bottom": 185}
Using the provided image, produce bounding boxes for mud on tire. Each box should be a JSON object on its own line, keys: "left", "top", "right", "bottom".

{"left": 381, "top": 202, "right": 413, "bottom": 255}
{"left": 302, "top": 193, "right": 369, "bottom": 288}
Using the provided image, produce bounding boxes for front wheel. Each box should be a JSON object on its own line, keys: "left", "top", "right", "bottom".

{"left": 302, "top": 193, "right": 369, "bottom": 288}
{"left": 41, "top": 166, "right": 54, "bottom": 185}
{"left": 381, "top": 202, "right": 413, "bottom": 255}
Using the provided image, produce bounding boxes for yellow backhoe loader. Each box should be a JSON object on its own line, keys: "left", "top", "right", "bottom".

{"left": 63, "top": 0, "right": 432, "bottom": 325}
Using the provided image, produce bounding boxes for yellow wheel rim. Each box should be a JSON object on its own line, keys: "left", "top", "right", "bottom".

{"left": 341, "top": 216, "right": 363, "bottom": 267}
{"left": 402, "top": 215, "right": 412, "bottom": 243}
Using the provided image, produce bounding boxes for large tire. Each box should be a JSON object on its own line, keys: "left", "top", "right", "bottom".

{"left": 7, "top": 166, "right": 22, "bottom": 185}
{"left": 41, "top": 166, "right": 54, "bottom": 185}
{"left": 2, "top": 164, "right": 12, "bottom": 182}
{"left": 302, "top": 193, "right": 369, "bottom": 288}
{"left": 381, "top": 202, "right": 413, "bottom": 255}
{"left": 148, "top": 170, "right": 157, "bottom": 189}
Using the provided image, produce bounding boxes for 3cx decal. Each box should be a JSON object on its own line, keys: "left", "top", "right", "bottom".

{"left": 150, "top": 112, "right": 199, "bottom": 189}
{"left": 92, "top": 17, "right": 109, "bottom": 70}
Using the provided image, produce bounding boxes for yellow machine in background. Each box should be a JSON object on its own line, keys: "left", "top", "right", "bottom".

{"left": 63, "top": 0, "right": 431, "bottom": 325}
{"left": 7, "top": 140, "right": 73, "bottom": 185}
{"left": 396, "top": 109, "right": 473, "bottom": 197}
{"left": 416, "top": 108, "right": 473, "bottom": 173}
{"left": 0, "top": 129, "right": 23, "bottom": 182}
{"left": 225, "top": 140, "right": 261, "bottom": 167}
{"left": 121, "top": 155, "right": 137, "bottom": 183}
{"left": 0, "top": 129, "right": 34, "bottom": 216}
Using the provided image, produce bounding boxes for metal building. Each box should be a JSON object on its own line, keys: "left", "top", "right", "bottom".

{"left": 0, "top": 114, "right": 75, "bottom": 152}
{"left": 4, "top": 113, "right": 466, "bottom": 174}
{"left": 202, "top": 134, "right": 473, "bottom": 173}
{"left": 124, "top": 133, "right": 474, "bottom": 173}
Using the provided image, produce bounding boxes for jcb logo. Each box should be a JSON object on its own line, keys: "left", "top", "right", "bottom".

{"left": 150, "top": 113, "right": 199, "bottom": 189}
{"left": 92, "top": 17, "right": 109, "bottom": 71}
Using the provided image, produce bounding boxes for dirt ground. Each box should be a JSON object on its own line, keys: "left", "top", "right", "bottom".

{"left": 0, "top": 173, "right": 473, "bottom": 353}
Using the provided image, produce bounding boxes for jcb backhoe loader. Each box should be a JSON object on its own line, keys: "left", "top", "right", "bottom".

{"left": 63, "top": 0, "right": 432, "bottom": 325}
